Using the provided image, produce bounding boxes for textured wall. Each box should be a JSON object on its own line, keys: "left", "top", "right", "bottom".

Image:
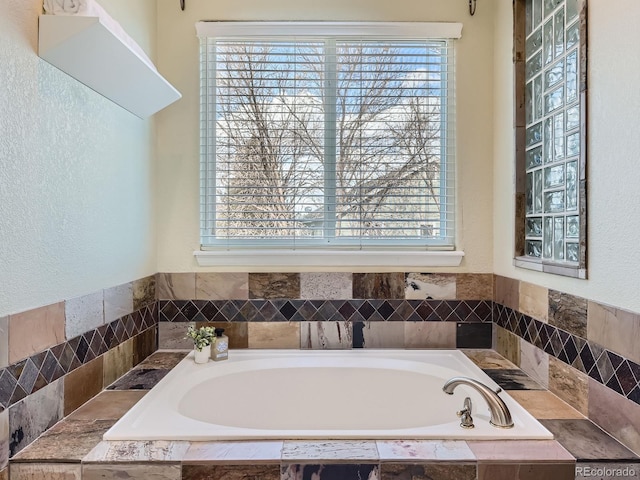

{"left": 0, "top": 0, "right": 158, "bottom": 317}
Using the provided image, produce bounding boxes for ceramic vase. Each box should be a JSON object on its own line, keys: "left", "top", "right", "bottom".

{"left": 193, "top": 344, "right": 211, "bottom": 364}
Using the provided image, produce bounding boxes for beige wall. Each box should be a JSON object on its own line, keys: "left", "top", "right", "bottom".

{"left": 0, "top": 0, "right": 158, "bottom": 317}
{"left": 155, "top": 0, "right": 496, "bottom": 273}
{"left": 493, "top": 0, "right": 640, "bottom": 312}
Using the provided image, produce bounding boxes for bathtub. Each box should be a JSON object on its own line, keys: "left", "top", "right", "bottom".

{"left": 103, "top": 349, "right": 553, "bottom": 441}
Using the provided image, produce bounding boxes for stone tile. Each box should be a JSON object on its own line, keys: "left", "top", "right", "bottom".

{"left": 158, "top": 321, "right": 194, "bottom": 349}
{"left": 353, "top": 273, "right": 404, "bottom": 299}
{"left": 456, "top": 273, "right": 493, "bottom": 300}
{"left": 184, "top": 465, "right": 279, "bottom": 480}
{"left": 519, "top": 282, "right": 549, "bottom": 322}
{"left": 133, "top": 326, "right": 157, "bottom": 365}
{"left": 508, "top": 390, "right": 584, "bottom": 419}
{"left": 283, "top": 464, "right": 378, "bottom": 480}
{"left": 84, "top": 441, "right": 190, "bottom": 462}
{"left": 135, "top": 351, "right": 187, "bottom": 370}
{"left": 10, "top": 463, "right": 81, "bottom": 480}
{"left": 249, "top": 273, "right": 300, "bottom": 299}
{"left": 8, "top": 379, "right": 64, "bottom": 456}
{"left": 404, "top": 322, "right": 456, "bottom": 348}
{"left": 65, "top": 291, "right": 104, "bottom": 340}
{"left": 196, "top": 273, "right": 249, "bottom": 300}
{"left": 103, "top": 283, "right": 134, "bottom": 323}
{"left": 0, "top": 317, "right": 7, "bottom": 369}
{"left": 519, "top": 340, "right": 549, "bottom": 388}
{"left": 83, "top": 464, "right": 181, "bottom": 480}
{"left": 12, "top": 419, "right": 114, "bottom": 462}
{"left": 8, "top": 303, "right": 65, "bottom": 364}
{"left": 380, "top": 463, "right": 476, "bottom": 480}
{"left": 462, "top": 349, "right": 518, "bottom": 369}
{"left": 494, "top": 276, "right": 519, "bottom": 310}
{"left": 477, "top": 463, "right": 575, "bottom": 480}
{"left": 588, "top": 301, "right": 640, "bottom": 365}
{"left": 376, "top": 440, "right": 475, "bottom": 461}
{"left": 64, "top": 356, "right": 104, "bottom": 415}
{"left": 455, "top": 323, "right": 492, "bottom": 349}
{"left": 300, "top": 273, "right": 353, "bottom": 300}
{"left": 300, "top": 321, "right": 352, "bottom": 349}
{"left": 353, "top": 321, "right": 405, "bottom": 348}
{"left": 589, "top": 378, "right": 640, "bottom": 455}
{"left": 66, "top": 390, "right": 147, "bottom": 421}
{"left": 184, "top": 441, "right": 283, "bottom": 463}
{"left": 0, "top": 410, "right": 7, "bottom": 470}
{"left": 107, "top": 368, "right": 170, "bottom": 390}
{"left": 157, "top": 273, "right": 196, "bottom": 300}
{"left": 282, "top": 441, "right": 378, "bottom": 461}
{"left": 483, "top": 369, "right": 544, "bottom": 390}
{"left": 133, "top": 275, "right": 157, "bottom": 310}
{"left": 247, "top": 322, "right": 300, "bottom": 348}
{"left": 405, "top": 273, "right": 456, "bottom": 300}
{"left": 495, "top": 326, "right": 520, "bottom": 366}
{"left": 0, "top": 467, "right": 6, "bottom": 480}
{"left": 194, "top": 322, "right": 248, "bottom": 349}
{"left": 548, "top": 290, "right": 588, "bottom": 338}
{"left": 541, "top": 419, "right": 638, "bottom": 461}
{"left": 467, "top": 440, "right": 574, "bottom": 462}
{"left": 549, "top": 356, "right": 589, "bottom": 415}
{"left": 575, "top": 463, "right": 640, "bottom": 480}
{"left": 102, "top": 337, "right": 134, "bottom": 387}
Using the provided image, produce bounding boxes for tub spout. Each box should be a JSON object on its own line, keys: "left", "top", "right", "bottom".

{"left": 442, "top": 377, "right": 514, "bottom": 428}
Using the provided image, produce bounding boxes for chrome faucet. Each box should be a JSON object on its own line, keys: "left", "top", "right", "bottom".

{"left": 442, "top": 377, "right": 514, "bottom": 428}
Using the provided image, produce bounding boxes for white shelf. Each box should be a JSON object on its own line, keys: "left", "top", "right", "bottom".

{"left": 38, "top": 15, "right": 181, "bottom": 119}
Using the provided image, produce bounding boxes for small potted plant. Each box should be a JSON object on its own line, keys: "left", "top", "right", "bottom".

{"left": 186, "top": 325, "right": 215, "bottom": 364}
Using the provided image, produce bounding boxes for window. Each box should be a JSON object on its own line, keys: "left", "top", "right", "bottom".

{"left": 198, "top": 22, "right": 460, "bottom": 251}
{"left": 514, "top": 0, "right": 587, "bottom": 278}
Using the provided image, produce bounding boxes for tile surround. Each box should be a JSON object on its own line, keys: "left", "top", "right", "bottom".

{"left": 300, "top": 273, "right": 353, "bottom": 300}
{"left": 380, "top": 463, "right": 476, "bottom": 480}
{"left": 549, "top": 290, "right": 588, "bottom": 338}
{"left": 353, "top": 272, "right": 405, "bottom": 299}
{"left": 404, "top": 273, "right": 456, "bottom": 300}
{"left": 103, "top": 283, "right": 134, "bottom": 324}
{"left": 157, "top": 273, "right": 196, "bottom": 300}
{"left": 8, "top": 303, "right": 65, "bottom": 365}
{"left": 63, "top": 356, "right": 104, "bottom": 415}
{"left": 301, "top": 321, "right": 352, "bottom": 349}
{"left": 10, "top": 463, "right": 81, "bottom": 480}
{"left": 133, "top": 275, "right": 156, "bottom": 311}
{"left": 83, "top": 464, "right": 182, "bottom": 480}
{"left": 0, "top": 318, "right": 7, "bottom": 370}
{"left": 184, "top": 464, "right": 279, "bottom": 480}
{"left": 196, "top": 273, "right": 248, "bottom": 300}
{"left": 64, "top": 291, "right": 104, "bottom": 340}
{"left": 455, "top": 273, "right": 493, "bottom": 300}
{"left": 249, "top": 273, "right": 300, "bottom": 299}
{"left": 283, "top": 464, "right": 378, "bottom": 480}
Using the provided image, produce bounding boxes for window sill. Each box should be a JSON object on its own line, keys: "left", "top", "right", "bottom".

{"left": 194, "top": 249, "right": 465, "bottom": 268}
{"left": 513, "top": 256, "right": 587, "bottom": 279}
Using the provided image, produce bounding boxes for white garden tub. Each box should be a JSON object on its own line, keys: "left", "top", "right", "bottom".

{"left": 103, "top": 349, "right": 553, "bottom": 441}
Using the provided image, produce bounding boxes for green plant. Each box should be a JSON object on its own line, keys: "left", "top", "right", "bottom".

{"left": 186, "top": 325, "right": 215, "bottom": 351}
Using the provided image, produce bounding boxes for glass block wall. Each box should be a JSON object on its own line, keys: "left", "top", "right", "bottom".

{"left": 524, "top": 0, "right": 581, "bottom": 264}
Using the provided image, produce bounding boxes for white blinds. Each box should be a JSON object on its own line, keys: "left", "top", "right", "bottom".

{"left": 199, "top": 23, "right": 458, "bottom": 249}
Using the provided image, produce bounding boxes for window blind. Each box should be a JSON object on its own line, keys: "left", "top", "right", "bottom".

{"left": 199, "top": 23, "right": 458, "bottom": 249}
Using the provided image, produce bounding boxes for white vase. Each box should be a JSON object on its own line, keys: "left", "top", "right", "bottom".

{"left": 193, "top": 344, "right": 211, "bottom": 364}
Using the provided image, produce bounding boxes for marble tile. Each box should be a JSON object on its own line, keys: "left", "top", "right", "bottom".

{"left": 8, "top": 379, "right": 64, "bottom": 456}
{"left": 519, "top": 282, "right": 549, "bottom": 322}
{"left": 106, "top": 368, "right": 170, "bottom": 390}
{"left": 249, "top": 273, "right": 300, "bottom": 299}
{"left": 283, "top": 464, "right": 378, "bottom": 480}
{"left": 353, "top": 273, "right": 404, "bottom": 299}
{"left": 588, "top": 301, "right": 640, "bottom": 365}
{"left": 0, "top": 467, "right": 6, "bottom": 480}
{"left": 0, "top": 410, "right": 7, "bottom": 470}
{"left": 404, "top": 322, "right": 456, "bottom": 348}
{"left": 133, "top": 326, "right": 157, "bottom": 365}
{"left": 380, "top": 463, "right": 476, "bottom": 480}
{"left": 548, "top": 290, "right": 588, "bottom": 338}
{"left": 12, "top": 419, "right": 114, "bottom": 462}
{"left": 10, "top": 463, "right": 82, "bottom": 480}
{"left": 64, "top": 356, "right": 104, "bottom": 415}
{"left": 455, "top": 273, "right": 493, "bottom": 301}
{"left": 247, "top": 322, "right": 300, "bottom": 349}
{"left": 589, "top": 378, "right": 640, "bottom": 455}
{"left": 462, "top": 349, "right": 518, "bottom": 369}
{"left": 495, "top": 326, "right": 520, "bottom": 366}
{"left": 477, "top": 463, "right": 575, "bottom": 480}
{"left": 103, "top": 283, "right": 134, "bottom": 323}
{"left": 66, "top": 390, "right": 146, "bottom": 421}
{"left": 102, "top": 337, "right": 134, "bottom": 387}
{"left": 135, "top": 351, "right": 187, "bottom": 370}
{"left": 83, "top": 464, "right": 182, "bottom": 480}
{"left": 519, "top": 339, "right": 549, "bottom": 388}
{"left": 301, "top": 321, "right": 352, "bottom": 349}
{"left": 8, "top": 303, "right": 65, "bottom": 364}
{"left": 507, "top": 391, "right": 584, "bottom": 419}
{"left": 282, "top": 441, "right": 378, "bottom": 461}
{"left": 159, "top": 321, "right": 194, "bottom": 349}
{"left": 353, "top": 321, "right": 405, "bottom": 348}
{"left": 196, "top": 273, "right": 249, "bottom": 300}
{"left": 0, "top": 317, "right": 7, "bottom": 369}
{"left": 467, "top": 440, "right": 574, "bottom": 461}
{"left": 376, "top": 440, "right": 475, "bottom": 461}
{"left": 84, "top": 441, "right": 190, "bottom": 462}
{"left": 549, "top": 356, "right": 588, "bottom": 415}
{"left": 157, "top": 273, "right": 196, "bottom": 300}
{"left": 455, "top": 323, "right": 492, "bottom": 349}
{"left": 575, "top": 463, "right": 640, "bottom": 480}
{"left": 541, "top": 419, "right": 638, "bottom": 461}
{"left": 494, "top": 275, "right": 519, "bottom": 310}
{"left": 133, "top": 275, "right": 157, "bottom": 310}
{"left": 65, "top": 291, "right": 104, "bottom": 340}
{"left": 405, "top": 273, "right": 456, "bottom": 300}
{"left": 194, "top": 322, "right": 248, "bottom": 349}
{"left": 184, "top": 465, "right": 280, "bottom": 480}
{"left": 483, "top": 369, "right": 544, "bottom": 390}
{"left": 184, "top": 441, "right": 283, "bottom": 463}
{"left": 300, "top": 273, "right": 353, "bottom": 300}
